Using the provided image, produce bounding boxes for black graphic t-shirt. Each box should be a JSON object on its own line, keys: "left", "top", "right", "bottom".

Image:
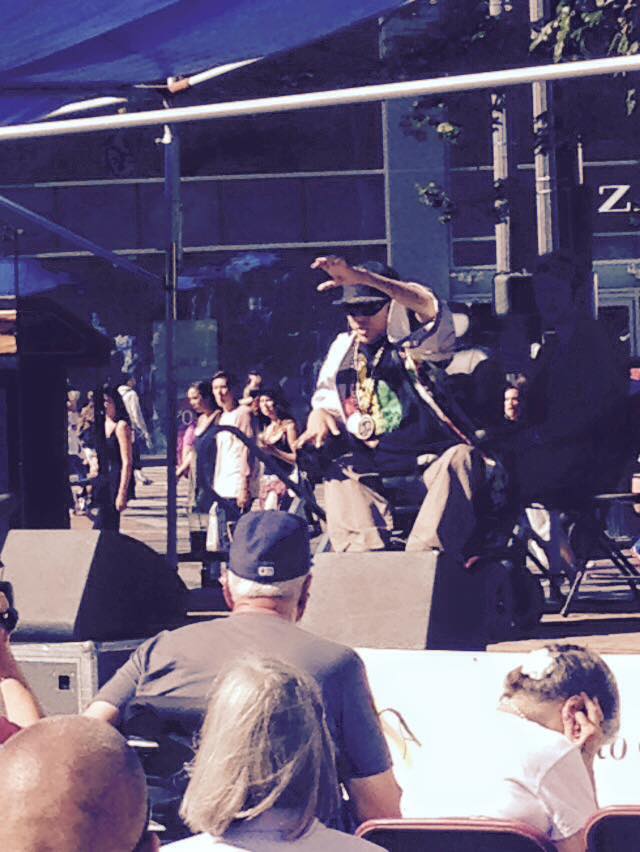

{"left": 337, "top": 339, "right": 454, "bottom": 474}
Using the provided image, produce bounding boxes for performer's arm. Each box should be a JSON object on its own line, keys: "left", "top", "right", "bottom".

{"left": 311, "top": 255, "right": 438, "bottom": 323}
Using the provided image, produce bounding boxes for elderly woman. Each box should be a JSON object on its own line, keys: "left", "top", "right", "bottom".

{"left": 405, "top": 643, "right": 619, "bottom": 852}
{"left": 166, "top": 657, "right": 378, "bottom": 850}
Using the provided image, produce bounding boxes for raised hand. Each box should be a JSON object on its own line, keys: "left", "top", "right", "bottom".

{"left": 311, "top": 256, "right": 363, "bottom": 292}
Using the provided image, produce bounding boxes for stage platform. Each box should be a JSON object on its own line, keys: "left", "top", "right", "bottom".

{"left": 70, "top": 461, "right": 640, "bottom": 655}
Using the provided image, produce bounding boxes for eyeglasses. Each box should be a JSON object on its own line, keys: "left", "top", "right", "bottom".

{"left": 341, "top": 302, "right": 387, "bottom": 318}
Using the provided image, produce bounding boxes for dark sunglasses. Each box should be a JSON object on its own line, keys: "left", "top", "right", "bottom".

{"left": 341, "top": 302, "right": 387, "bottom": 317}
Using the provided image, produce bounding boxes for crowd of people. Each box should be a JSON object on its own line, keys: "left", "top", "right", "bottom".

{"left": 0, "top": 512, "right": 621, "bottom": 851}
{"left": 176, "top": 368, "right": 301, "bottom": 582}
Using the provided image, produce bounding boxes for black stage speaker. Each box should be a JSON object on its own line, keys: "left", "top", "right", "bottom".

{"left": 0, "top": 530, "right": 187, "bottom": 641}
{"left": 301, "top": 551, "right": 497, "bottom": 651}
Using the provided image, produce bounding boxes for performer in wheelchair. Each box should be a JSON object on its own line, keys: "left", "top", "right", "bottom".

{"left": 296, "top": 256, "right": 500, "bottom": 557}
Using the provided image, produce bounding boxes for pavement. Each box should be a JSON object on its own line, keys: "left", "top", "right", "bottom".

{"left": 90, "top": 462, "right": 640, "bottom": 655}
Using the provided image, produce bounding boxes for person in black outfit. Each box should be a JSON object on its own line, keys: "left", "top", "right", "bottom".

{"left": 508, "top": 252, "right": 628, "bottom": 507}
{"left": 93, "top": 385, "right": 133, "bottom": 532}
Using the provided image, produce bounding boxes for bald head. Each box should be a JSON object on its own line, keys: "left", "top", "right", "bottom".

{"left": 0, "top": 716, "right": 150, "bottom": 852}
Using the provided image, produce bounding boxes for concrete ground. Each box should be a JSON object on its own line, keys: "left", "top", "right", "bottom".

{"left": 98, "top": 462, "right": 640, "bottom": 656}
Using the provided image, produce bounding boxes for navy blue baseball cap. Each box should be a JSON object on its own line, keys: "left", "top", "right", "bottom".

{"left": 229, "top": 511, "right": 311, "bottom": 583}
{"left": 332, "top": 283, "right": 390, "bottom": 307}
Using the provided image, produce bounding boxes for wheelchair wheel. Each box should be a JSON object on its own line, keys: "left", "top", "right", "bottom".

{"left": 511, "top": 569, "right": 545, "bottom": 631}
{"left": 475, "top": 559, "right": 515, "bottom": 642}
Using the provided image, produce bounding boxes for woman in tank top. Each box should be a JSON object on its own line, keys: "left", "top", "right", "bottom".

{"left": 93, "top": 385, "right": 133, "bottom": 531}
{"left": 257, "top": 388, "right": 298, "bottom": 510}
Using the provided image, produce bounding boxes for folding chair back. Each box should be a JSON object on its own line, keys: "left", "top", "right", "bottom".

{"left": 356, "top": 818, "right": 556, "bottom": 852}
{"left": 586, "top": 806, "right": 640, "bottom": 851}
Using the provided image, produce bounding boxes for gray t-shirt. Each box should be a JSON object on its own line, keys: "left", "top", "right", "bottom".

{"left": 165, "top": 815, "right": 380, "bottom": 850}
{"left": 95, "top": 611, "right": 391, "bottom": 787}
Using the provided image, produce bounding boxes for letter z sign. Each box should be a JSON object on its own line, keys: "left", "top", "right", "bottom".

{"left": 598, "top": 185, "right": 632, "bottom": 213}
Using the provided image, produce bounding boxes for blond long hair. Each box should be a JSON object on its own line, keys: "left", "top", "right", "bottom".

{"left": 180, "top": 656, "right": 339, "bottom": 839}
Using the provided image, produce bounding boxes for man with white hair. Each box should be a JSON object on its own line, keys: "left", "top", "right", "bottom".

{"left": 85, "top": 511, "right": 401, "bottom": 829}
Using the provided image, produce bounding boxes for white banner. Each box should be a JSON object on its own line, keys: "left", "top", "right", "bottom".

{"left": 359, "top": 649, "right": 640, "bottom": 812}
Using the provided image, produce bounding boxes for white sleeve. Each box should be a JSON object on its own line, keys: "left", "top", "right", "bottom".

{"left": 310, "top": 333, "right": 352, "bottom": 422}
{"left": 124, "top": 390, "right": 148, "bottom": 434}
{"left": 387, "top": 295, "right": 456, "bottom": 363}
{"left": 537, "top": 748, "right": 598, "bottom": 841}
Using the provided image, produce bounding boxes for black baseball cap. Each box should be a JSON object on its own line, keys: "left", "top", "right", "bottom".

{"left": 229, "top": 511, "right": 310, "bottom": 583}
{"left": 332, "top": 284, "right": 391, "bottom": 307}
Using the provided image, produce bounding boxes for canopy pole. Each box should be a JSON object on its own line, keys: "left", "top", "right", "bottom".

{"left": 162, "top": 120, "right": 181, "bottom": 570}
{"left": 0, "top": 193, "right": 160, "bottom": 284}
{"left": 2, "top": 54, "right": 640, "bottom": 142}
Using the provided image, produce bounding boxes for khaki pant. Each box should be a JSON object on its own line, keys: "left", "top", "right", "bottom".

{"left": 323, "top": 444, "right": 485, "bottom": 557}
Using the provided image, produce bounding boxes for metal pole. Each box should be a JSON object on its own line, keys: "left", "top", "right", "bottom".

{"left": 12, "top": 229, "right": 26, "bottom": 527}
{"left": 530, "top": 0, "right": 559, "bottom": 254}
{"left": 2, "top": 54, "right": 640, "bottom": 141}
{"left": 490, "top": 0, "right": 520, "bottom": 273}
{"left": 0, "top": 193, "right": 159, "bottom": 285}
{"left": 491, "top": 88, "right": 512, "bottom": 272}
{"left": 163, "top": 122, "right": 181, "bottom": 569}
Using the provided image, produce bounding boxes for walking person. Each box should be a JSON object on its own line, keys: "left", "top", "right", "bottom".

{"left": 118, "top": 376, "right": 153, "bottom": 487}
{"left": 93, "top": 384, "right": 133, "bottom": 532}
{"left": 211, "top": 371, "right": 254, "bottom": 551}
{"left": 177, "top": 381, "right": 220, "bottom": 583}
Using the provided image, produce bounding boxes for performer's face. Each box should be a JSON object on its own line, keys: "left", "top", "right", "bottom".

{"left": 345, "top": 302, "right": 389, "bottom": 345}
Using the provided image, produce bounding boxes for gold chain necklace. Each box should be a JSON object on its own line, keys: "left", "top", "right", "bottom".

{"left": 354, "top": 341, "right": 386, "bottom": 414}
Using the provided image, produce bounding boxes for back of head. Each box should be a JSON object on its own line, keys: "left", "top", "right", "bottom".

{"left": 0, "top": 716, "right": 149, "bottom": 852}
{"left": 228, "top": 511, "right": 310, "bottom": 588}
{"left": 180, "top": 656, "right": 338, "bottom": 839}
{"left": 502, "top": 643, "right": 620, "bottom": 739}
{"left": 535, "top": 250, "right": 582, "bottom": 296}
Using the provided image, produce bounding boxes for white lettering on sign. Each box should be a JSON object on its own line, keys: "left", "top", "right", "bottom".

{"left": 598, "top": 184, "right": 632, "bottom": 213}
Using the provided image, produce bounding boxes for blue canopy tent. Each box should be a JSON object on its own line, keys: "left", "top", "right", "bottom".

{"left": 2, "top": 0, "right": 403, "bottom": 124}
{"left": 1, "top": 0, "right": 405, "bottom": 565}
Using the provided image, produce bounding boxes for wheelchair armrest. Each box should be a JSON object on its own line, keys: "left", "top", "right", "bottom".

{"left": 592, "top": 492, "right": 640, "bottom": 504}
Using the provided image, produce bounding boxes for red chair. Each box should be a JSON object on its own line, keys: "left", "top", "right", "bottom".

{"left": 585, "top": 806, "right": 640, "bottom": 851}
{"left": 356, "top": 818, "right": 556, "bottom": 851}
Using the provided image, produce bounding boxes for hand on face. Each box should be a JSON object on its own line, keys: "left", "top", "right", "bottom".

{"left": 563, "top": 692, "right": 607, "bottom": 763}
